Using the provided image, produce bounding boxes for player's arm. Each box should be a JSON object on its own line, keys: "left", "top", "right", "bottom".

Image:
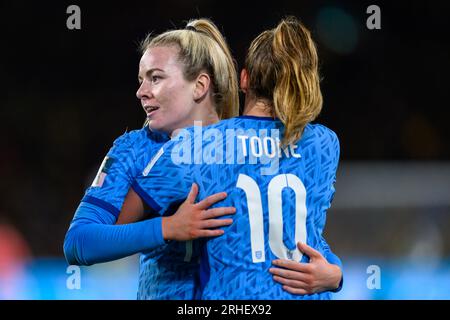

{"left": 161, "top": 183, "right": 235, "bottom": 241}
{"left": 115, "top": 187, "right": 148, "bottom": 224}
{"left": 318, "top": 237, "right": 344, "bottom": 292}
{"left": 63, "top": 133, "right": 166, "bottom": 266}
{"left": 63, "top": 202, "right": 165, "bottom": 265}
{"left": 269, "top": 127, "right": 343, "bottom": 294}
{"left": 117, "top": 183, "right": 235, "bottom": 241}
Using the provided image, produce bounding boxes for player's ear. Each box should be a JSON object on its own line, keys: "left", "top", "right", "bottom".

{"left": 240, "top": 69, "right": 249, "bottom": 94}
{"left": 193, "top": 72, "right": 211, "bottom": 101}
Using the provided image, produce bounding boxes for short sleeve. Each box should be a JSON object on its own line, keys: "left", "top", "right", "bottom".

{"left": 81, "top": 132, "right": 139, "bottom": 218}
{"left": 132, "top": 130, "right": 194, "bottom": 214}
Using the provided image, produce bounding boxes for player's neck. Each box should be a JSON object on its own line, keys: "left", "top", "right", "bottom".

{"left": 242, "top": 96, "right": 274, "bottom": 117}
{"left": 193, "top": 99, "right": 220, "bottom": 126}
{"left": 170, "top": 103, "right": 219, "bottom": 138}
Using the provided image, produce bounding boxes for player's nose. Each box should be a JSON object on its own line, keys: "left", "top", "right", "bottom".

{"left": 136, "top": 80, "right": 151, "bottom": 100}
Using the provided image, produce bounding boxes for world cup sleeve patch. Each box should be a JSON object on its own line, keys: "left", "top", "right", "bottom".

{"left": 91, "top": 156, "right": 115, "bottom": 187}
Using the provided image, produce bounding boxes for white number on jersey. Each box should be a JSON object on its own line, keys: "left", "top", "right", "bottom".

{"left": 236, "top": 173, "right": 307, "bottom": 263}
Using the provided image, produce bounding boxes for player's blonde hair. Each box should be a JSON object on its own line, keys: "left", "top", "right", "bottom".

{"left": 245, "top": 16, "right": 323, "bottom": 146}
{"left": 140, "top": 18, "right": 239, "bottom": 121}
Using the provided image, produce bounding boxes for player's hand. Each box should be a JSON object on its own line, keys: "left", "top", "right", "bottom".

{"left": 269, "top": 242, "right": 342, "bottom": 295}
{"left": 161, "top": 183, "right": 236, "bottom": 241}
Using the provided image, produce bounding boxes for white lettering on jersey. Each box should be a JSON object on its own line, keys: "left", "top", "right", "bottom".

{"left": 237, "top": 135, "right": 301, "bottom": 159}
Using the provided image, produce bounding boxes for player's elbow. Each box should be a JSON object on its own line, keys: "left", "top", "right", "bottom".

{"left": 63, "top": 229, "right": 78, "bottom": 265}
{"left": 63, "top": 227, "right": 88, "bottom": 266}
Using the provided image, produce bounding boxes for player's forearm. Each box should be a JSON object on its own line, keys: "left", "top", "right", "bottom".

{"left": 326, "top": 263, "right": 343, "bottom": 291}
{"left": 322, "top": 248, "right": 343, "bottom": 292}
{"left": 63, "top": 202, "right": 166, "bottom": 265}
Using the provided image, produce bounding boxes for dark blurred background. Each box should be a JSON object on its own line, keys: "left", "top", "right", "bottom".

{"left": 1, "top": 0, "right": 449, "bottom": 299}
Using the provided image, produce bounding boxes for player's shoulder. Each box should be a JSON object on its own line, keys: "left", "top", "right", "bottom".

{"left": 111, "top": 127, "right": 167, "bottom": 150}
{"left": 170, "top": 119, "right": 238, "bottom": 140}
{"left": 122, "top": 126, "right": 167, "bottom": 143}
{"left": 207, "top": 116, "right": 264, "bottom": 131}
{"left": 111, "top": 128, "right": 142, "bottom": 147}
{"left": 306, "top": 123, "right": 339, "bottom": 144}
{"left": 305, "top": 123, "right": 340, "bottom": 161}
{"left": 218, "top": 116, "right": 255, "bottom": 127}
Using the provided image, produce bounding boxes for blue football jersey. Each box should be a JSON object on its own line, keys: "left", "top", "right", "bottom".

{"left": 133, "top": 116, "right": 340, "bottom": 299}
{"left": 81, "top": 127, "right": 200, "bottom": 300}
{"left": 82, "top": 127, "right": 167, "bottom": 216}
{"left": 137, "top": 239, "right": 201, "bottom": 300}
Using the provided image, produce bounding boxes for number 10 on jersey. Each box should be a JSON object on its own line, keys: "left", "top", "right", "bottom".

{"left": 236, "top": 174, "right": 307, "bottom": 263}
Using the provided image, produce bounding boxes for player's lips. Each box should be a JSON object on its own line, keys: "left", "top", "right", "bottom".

{"left": 144, "top": 105, "right": 160, "bottom": 118}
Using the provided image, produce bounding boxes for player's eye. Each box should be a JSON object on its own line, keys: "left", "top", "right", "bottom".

{"left": 151, "top": 75, "right": 162, "bottom": 83}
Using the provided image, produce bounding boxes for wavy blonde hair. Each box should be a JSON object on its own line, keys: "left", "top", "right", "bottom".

{"left": 245, "top": 16, "right": 323, "bottom": 146}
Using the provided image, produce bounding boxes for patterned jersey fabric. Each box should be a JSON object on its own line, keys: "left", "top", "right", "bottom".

{"left": 134, "top": 116, "right": 340, "bottom": 299}
{"left": 80, "top": 127, "right": 201, "bottom": 299}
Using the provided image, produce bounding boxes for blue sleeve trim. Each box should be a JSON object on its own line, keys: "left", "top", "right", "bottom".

{"left": 149, "top": 216, "right": 166, "bottom": 248}
{"left": 332, "top": 276, "right": 344, "bottom": 293}
{"left": 131, "top": 180, "right": 162, "bottom": 213}
{"left": 81, "top": 195, "right": 120, "bottom": 218}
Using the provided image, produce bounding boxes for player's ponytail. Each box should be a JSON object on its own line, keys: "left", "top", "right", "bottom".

{"left": 186, "top": 19, "right": 239, "bottom": 119}
{"left": 140, "top": 18, "right": 239, "bottom": 121}
{"left": 273, "top": 17, "right": 322, "bottom": 146}
{"left": 245, "top": 16, "right": 322, "bottom": 146}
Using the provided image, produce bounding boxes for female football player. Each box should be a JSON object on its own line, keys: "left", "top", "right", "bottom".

{"left": 64, "top": 18, "right": 239, "bottom": 299}
{"left": 120, "top": 17, "right": 343, "bottom": 298}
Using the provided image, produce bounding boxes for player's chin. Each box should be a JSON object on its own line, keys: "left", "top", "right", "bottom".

{"left": 147, "top": 116, "right": 159, "bottom": 128}
{"left": 148, "top": 118, "right": 169, "bottom": 134}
